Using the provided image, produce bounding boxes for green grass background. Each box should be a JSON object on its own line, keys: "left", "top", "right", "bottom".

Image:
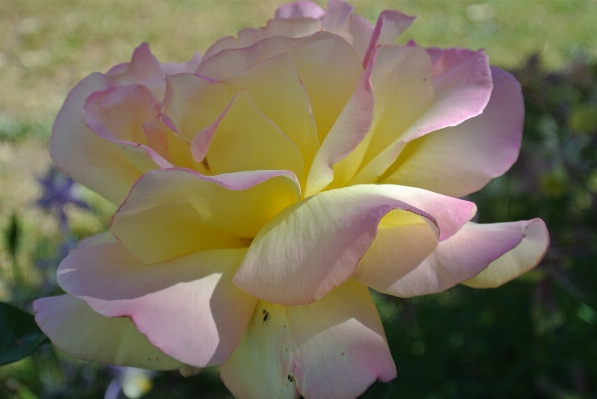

{"left": 1, "top": 0, "right": 596, "bottom": 139}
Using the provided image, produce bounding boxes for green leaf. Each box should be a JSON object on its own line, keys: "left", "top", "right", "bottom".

{"left": 5, "top": 213, "right": 20, "bottom": 260}
{"left": 0, "top": 302, "right": 49, "bottom": 366}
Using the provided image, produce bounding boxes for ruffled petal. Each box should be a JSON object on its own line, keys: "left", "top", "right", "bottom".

{"left": 84, "top": 84, "right": 171, "bottom": 171}
{"left": 322, "top": 0, "right": 373, "bottom": 60}
{"left": 84, "top": 84, "right": 160, "bottom": 145}
{"left": 106, "top": 42, "right": 167, "bottom": 100}
{"left": 166, "top": 53, "right": 319, "bottom": 169}
{"left": 234, "top": 184, "right": 475, "bottom": 306}
{"left": 305, "top": 48, "right": 375, "bottom": 197}
{"left": 352, "top": 46, "right": 493, "bottom": 186}
{"left": 191, "top": 90, "right": 304, "bottom": 178}
{"left": 355, "top": 220, "right": 532, "bottom": 297}
{"left": 142, "top": 119, "right": 201, "bottom": 170}
{"left": 275, "top": 1, "right": 325, "bottom": 19}
{"left": 162, "top": 52, "right": 202, "bottom": 75}
{"left": 325, "top": 44, "right": 433, "bottom": 188}
{"left": 220, "top": 53, "right": 319, "bottom": 169}
{"left": 221, "top": 279, "right": 394, "bottom": 399}
{"left": 381, "top": 66, "right": 523, "bottom": 197}
{"left": 50, "top": 73, "right": 142, "bottom": 205}
{"left": 255, "top": 18, "right": 323, "bottom": 40}
{"left": 463, "top": 219, "right": 549, "bottom": 288}
{"left": 34, "top": 295, "right": 182, "bottom": 370}
{"left": 162, "top": 73, "right": 231, "bottom": 142}
{"left": 51, "top": 44, "right": 189, "bottom": 205}
{"left": 111, "top": 168, "right": 301, "bottom": 264}
{"left": 197, "top": 32, "right": 364, "bottom": 142}
{"left": 203, "top": 17, "right": 323, "bottom": 61}
{"left": 362, "top": 9, "right": 416, "bottom": 66}
{"left": 57, "top": 243, "right": 257, "bottom": 368}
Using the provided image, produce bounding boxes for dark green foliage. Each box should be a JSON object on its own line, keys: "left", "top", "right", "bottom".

{"left": 0, "top": 302, "right": 48, "bottom": 366}
{"left": 5, "top": 214, "right": 20, "bottom": 261}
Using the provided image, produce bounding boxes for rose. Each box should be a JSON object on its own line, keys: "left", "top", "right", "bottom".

{"left": 34, "top": 1, "right": 549, "bottom": 398}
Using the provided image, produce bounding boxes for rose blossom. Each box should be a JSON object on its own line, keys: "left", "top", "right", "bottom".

{"left": 34, "top": 1, "right": 549, "bottom": 398}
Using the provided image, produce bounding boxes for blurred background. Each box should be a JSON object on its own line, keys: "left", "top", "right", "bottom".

{"left": 1, "top": 0, "right": 597, "bottom": 398}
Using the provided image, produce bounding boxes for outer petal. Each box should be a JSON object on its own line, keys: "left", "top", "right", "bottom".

{"left": 111, "top": 168, "right": 301, "bottom": 264}
{"left": 275, "top": 1, "right": 325, "bottom": 19}
{"left": 202, "top": 17, "right": 323, "bottom": 61}
{"left": 51, "top": 44, "right": 183, "bottom": 205}
{"left": 463, "top": 219, "right": 549, "bottom": 288}
{"left": 381, "top": 66, "right": 524, "bottom": 197}
{"left": 221, "top": 279, "right": 395, "bottom": 399}
{"left": 57, "top": 243, "right": 257, "bottom": 368}
{"left": 162, "top": 52, "right": 202, "bottom": 75}
{"left": 355, "top": 221, "right": 530, "bottom": 297}
{"left": 255, "top": 18, "right": 323, "bottom": 40}
{"left": 50, "top": 73, "right": 142, "bottom": 205}
{"left": 75, "top": 231, "right": 116, "bottom": 249}
{"left": 34, "top": 295, "right": 182, "bottom": 370}
{"left": 234, "top": 184, "right": 475, "bottom": 306}
{"left": 197, "top": 32, "right": 364, "bottom": 142}
{"left": 362, "top": 9, "right": 416, "bottom": 66}
{"left": 351, "top": 47, "right": 493, "bottom": 186}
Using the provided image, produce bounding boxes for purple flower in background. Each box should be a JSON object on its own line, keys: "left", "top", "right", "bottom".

{"left": 36, "top": 166, "right": 89, "bottom": 234}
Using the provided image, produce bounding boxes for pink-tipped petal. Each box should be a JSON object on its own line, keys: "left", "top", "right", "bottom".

{"left": 162, "top": 52, "right": 202, "bottom": 75}
{"left": 111, "top": 168, "right": 301, "bottom": 264}
{"left": 57, "top": 243, "right": 257, "bottom": 368}
{"left": 106, "top": 43, "right": 167, "bottom": 100}
{"left": 362, "top": 10, "right": 416, "bottom": 67}
{"left": 58, "top": 243, "right": 256, "bottom": 367}
{"left": 335, "top": 44, "right": 433, "bottom": 186}
{"left": 50, "top": 73, "right": 142, "bottom": 205}
{"left": 197, "top": 32, "right": 363, "bottom": 141}
{"left": 203, "top": 16, "right": 322, "bottom": 62}
{"left": 305, "top": 48, "right": 375, "bottom": 196}
{"left": 34, "top": 295, "right": 182, "bottom": 370}
{"left": 257, "top": 17, "right": 323, "bottom": 40}
{"left": 84, "top": 84, "right": 172, "bottom": 170}
{"left": 356, "top": 221, "right": 531, "bottom": 297}
{"left": 382, "top": 66, "right": 524, "bottom": 197}
{"left": 221, "top": 279, "right": 394, "bottom": 399}
{"left": 234, "top": 184, "right": 475, "bottom": 306}
{"left": 275, "top": 1, "right": 325, "bottom": 19}
{"left": 352, "top": 47, "right": 493, "bottom": 185}
{"left": 322, "top": 0, "right": 375, "bottom": 60}
{"left": 463, "top": 219, "right": 550, "bottom": 288}
{"left": 203, "top": 36, "right": 245, "bottom": 61}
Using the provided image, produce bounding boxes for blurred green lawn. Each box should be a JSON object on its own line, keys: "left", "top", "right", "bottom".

{"left": 1, "top": 0, "right": 596, "bottom": 140}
